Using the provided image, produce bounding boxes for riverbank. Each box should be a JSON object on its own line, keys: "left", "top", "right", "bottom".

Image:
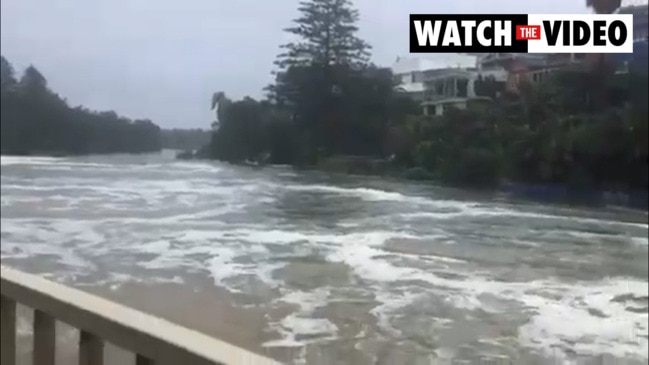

{"left": 189, "top": 153, "right": 649, "bottom": 212}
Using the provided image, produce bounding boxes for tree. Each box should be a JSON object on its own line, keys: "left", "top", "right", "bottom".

{"left": 200, "top": 0, "right": 646, "bottom": 200}
{"left": 19, "top": 65, "right": 48, "bottom": 93}
{"left": 210, "top": 91, "right": 231, "bottom": 129}
{"left": 268, "top": 0, "right": 372, "bottom": 158}
{"left": 1, "top": 56, "right": 17, "bottom": 90}
{"left": 585, "top": 0, "right": 622, "bottom": 73}
{"left": 586, "top": 0, "right": 621, "bottom": 14}
{"left": 209, "top": 96, "right": 267, "bottom": 162}
{"left": 274, "top": 0, "right": 370, "bottom": 70}
{"left": 1, "top": 57, "right": 162, "bottom": 156}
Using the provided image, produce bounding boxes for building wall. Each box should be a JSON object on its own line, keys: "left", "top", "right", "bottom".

{"left": 394, "top": 55, "right": 508, "bottom": 116}
{"left": 618, "top": 3, "right": 648, "bottom": 41}
{"left": 423, "top": 100, "right": 469, "bottom": 116}
{"left": 392, "top": 56, "right": 478, "bottom": 98}
{"left": 501, "top": 53, "right": 590, "bottom": 94}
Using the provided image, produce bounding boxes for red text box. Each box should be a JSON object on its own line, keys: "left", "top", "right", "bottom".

{"left": 516, "top": 25, "right": 541, "bottom": 40}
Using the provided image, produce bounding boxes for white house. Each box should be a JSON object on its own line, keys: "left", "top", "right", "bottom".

{"left": 393, "top": 54, "right": 490, "bottom": 116}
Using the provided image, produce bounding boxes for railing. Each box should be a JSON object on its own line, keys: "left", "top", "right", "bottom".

{"left": 0, "top": 265, "right": 280, "bottom": 365}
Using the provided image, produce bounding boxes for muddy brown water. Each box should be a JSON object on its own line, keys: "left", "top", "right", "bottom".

{"left": 2, "top": 152, "right": 647, "bottom": 364}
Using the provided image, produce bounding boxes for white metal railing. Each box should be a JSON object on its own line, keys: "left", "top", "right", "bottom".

{"left": 0, "top": 265, "right": 280, "bottom": 365}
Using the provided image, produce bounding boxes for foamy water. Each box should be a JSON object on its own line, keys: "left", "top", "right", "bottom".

{"left": 1, "top": 153, "right": 647, "bottom": 364}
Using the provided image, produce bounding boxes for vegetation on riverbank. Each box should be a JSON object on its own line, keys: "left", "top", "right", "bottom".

{"left": 205, "top": 0, "right": 647, "bottom": 195}
{"left": 1, "top": 56, "right": 161, "bottom": 156}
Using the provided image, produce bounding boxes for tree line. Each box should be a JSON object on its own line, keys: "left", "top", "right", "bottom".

{"left": 1, "top": 56, "right": 161, "bottom": 156}
{"left": 205, "top": 0, "right": 647, "bottom": 195}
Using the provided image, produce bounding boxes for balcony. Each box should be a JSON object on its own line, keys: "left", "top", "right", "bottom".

{"left": 0, "top": 265, "right": 279, "bottom": 365}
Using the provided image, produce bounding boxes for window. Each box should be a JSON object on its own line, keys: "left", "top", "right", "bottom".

{"left": 457, "top": 79, "right": 468, "bottom": 97}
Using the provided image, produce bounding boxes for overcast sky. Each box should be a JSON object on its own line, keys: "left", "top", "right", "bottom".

{"left": 1, "top": 0, "right": 589, "bottom": 129}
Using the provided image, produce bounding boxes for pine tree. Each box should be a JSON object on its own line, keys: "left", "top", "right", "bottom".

{"left": 275, "top": 0, "right": 371, "bottom": 70}
{"left": 267, "top": 0, "right": 372, "bottom": 158}
{"left": 586, "top": 0, "right": 621, "bottom": 14}
{"left": 267, "top": 0, "right": 371, "bottom": 105}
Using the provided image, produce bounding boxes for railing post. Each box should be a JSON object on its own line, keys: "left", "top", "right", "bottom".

{"left": 135, "top": 354, "right": 155, "bottom": 365}
{"left": 2, "top": 266, "right": 279, "bottom": 365}
{"left": 1, "top": 295, "right": 16, "bottom": 365}
{"left": 79, "top": 330, "right": 103, "bottom": 365}
{"left": 33, "top": 309, "right": 55, "bottom": 365}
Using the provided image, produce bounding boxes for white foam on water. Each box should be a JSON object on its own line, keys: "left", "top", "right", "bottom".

{"left": 284, "top": 184, "right": 506, "bottom": 218}
{"left": 370, "top": 290, "right": 423, "bottom": 336}
{"left": 5, "top": 202, "right": 645, "bottom": 360}
{"left": 0, "top": 220, "right": 96, "bottom": 270}
{"left": 0, "top": 156, "right": 63, "bottom": 166}
{"left": 517, "top": 278, "right": 648, "bottom": 360}
{"left": 402, "top": 207, "right": 649, "bottom": 229}
{"left": 156, "top": 161, "right": 223, "bottom": 174}
{"left": 318, "top": 231, "right": 648, "bottom": 360}
{"left": 264, "top": 287, "right": 338, "bottom": 348}
{"left": 86, "top": 272, "right": 185, "bottom": 290}
{"left": 284, "top": 184, "right": 445, "bottom": 206}
{"left": 3, "top": 157, "right": 648, "bottom": 362}
{"left": 394, "top": 250, "right": 467, "bottom": 264}
{"left": 329, "top": 245, "right": 420, "bottom": 283}
{"left": 0, "top": 156, "right": 136, "bottom": 173}
{"left": 194, "top": 228, "right": 430, "bottom": 293}
{"left": 206, "top": 246, "right": 248, "bottom": 287}
{"left": 560, "top": 230, "right": 649, "bottom": 246}
{"left": 285, "top": 184, "right": 403, "bottom": 201}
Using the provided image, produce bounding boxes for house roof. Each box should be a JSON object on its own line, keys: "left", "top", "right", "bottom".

{"left": 392, "top": 54, "right": 477, "bottom": 74}
{"left": 400, "top": 82, "right": 425, "bottom": 93}
{"left": 621, "top": 0, "right": 648, "bottom": 6}
{"left": 618, "top": 0, "right": 648, "bottom": 12}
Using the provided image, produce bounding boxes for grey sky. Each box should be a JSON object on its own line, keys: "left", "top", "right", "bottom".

{"left": 1, "top": 0, "right": 588, "bottom": 129}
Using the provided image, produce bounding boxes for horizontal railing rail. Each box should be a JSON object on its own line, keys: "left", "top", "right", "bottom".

{"left": 0, "top": 265, "right": 280, "bottom": 365}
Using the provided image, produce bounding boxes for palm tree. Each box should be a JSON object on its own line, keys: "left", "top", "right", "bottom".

{"left": 210, "top": 92, "right": 229, "bottom": 129}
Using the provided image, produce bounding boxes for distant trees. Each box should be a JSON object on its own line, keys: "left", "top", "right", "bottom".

{"left": 0, "top": 56, "right": 161, "bottom": 156}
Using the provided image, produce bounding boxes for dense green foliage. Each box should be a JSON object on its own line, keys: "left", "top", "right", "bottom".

{"left": 1, "top": 56, "right": 161, "bottom": 156}
{"left": 207, "top": 0, "right": 647, "bottom": 193}
{"left": 161, "top": 128, "right": 210, "bottom": 151}
{"left": 392, "top": 70, "right": 648, "bottom": 190}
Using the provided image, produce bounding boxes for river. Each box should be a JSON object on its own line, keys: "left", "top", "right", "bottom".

{"left": 1, "top": 152, "right": 647, "bottom": 365}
